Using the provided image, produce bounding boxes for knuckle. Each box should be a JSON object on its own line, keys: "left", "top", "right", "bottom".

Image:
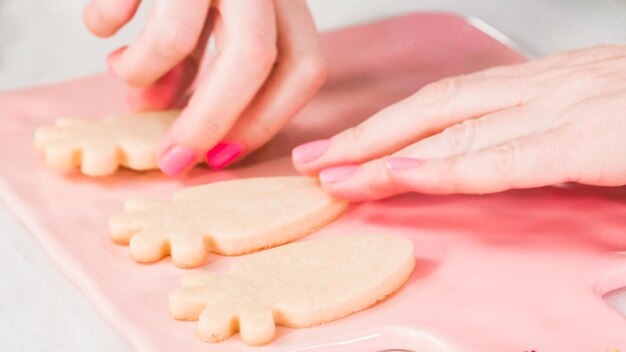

{"left": 239, "top": 34, "right": 278, "bottom": 69}
{"left": 293, "top": 56, "right": 328, "bottom": 89}
{"left": 344, "top": 124, "right": 365, "bottom": 145}
{"left": 197, "top": 117, "right": 224, "bottom": 139}
{"left": 152, "top": 23, "right": 197, "bottom": 59}
{"left": 335, "top": 124, "right": 366, "bottom": 160}
{"left": 179, "top": 116, "right": 224, "bottom": 147}
{"left": 249, "top": 121, "right": 276, "bottom": 143}
{"left": 440, "top": 119, "right": 477, "bottom": 153}
{"left": 489, "top": 142, "right": 523, "bottom": 183}
{"left": 419, "top": 76, "right": 466, "bottom": 103}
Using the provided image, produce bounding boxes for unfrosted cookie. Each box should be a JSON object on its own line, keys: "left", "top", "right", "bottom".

{"left": 169, "top": 234, "right": 415, "bottom": 346}
{"left": 34, "top": 110, "right": 178, "bottom": 176}
{"left": 109, "top": 177, "right": 348, "bottom": 268}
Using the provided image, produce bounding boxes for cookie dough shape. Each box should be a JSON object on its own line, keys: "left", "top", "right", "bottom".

{"left": 34, "top": 110, "right": 178, "bottom": 176}
{"left": 109, "top": 176, "right": 348, "bottom": 268}
{"left": 170, "top": 234, "right": 415, "bottom": 346}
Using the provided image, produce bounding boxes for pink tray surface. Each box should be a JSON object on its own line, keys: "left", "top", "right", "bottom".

{"left": 0, "top": 12, "right": 625, "bottom": 352}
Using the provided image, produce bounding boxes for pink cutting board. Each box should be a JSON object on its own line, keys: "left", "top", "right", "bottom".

{"left": 1, "top": 13, "right": 625, "bottom": 351}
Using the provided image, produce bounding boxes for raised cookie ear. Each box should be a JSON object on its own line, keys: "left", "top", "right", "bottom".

{"left": 170, "top": 274, "right": 276, "bottom": 346}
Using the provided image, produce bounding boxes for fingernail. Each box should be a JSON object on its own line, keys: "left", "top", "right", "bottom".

{"left": 106, "top": 46, "right": 125, "bottom": 78}
{"left": 386, "top": 157, "right": 424, "bottom": 170}
{"left": 319, "top": 165, "right": 359, "bottom": 184}
{"left": 292, "top": 139, "right": 330, "bottom": 163}
{"left": 205, "top": 142, "right": 243, "bottom": 170}
{"left": 158, "top": 145, "right": 197, "bottom": 176}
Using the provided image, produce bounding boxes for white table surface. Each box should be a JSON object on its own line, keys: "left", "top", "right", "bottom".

{"left": 0, "top": 1, "right": 625, "bottom": 351}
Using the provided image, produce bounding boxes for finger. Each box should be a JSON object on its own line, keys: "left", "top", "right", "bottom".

{"left": 83, "top": 0, "right": 141, "bottom": 38}
{"left": 397, "top": 105, "right": 553, "bottom": 160}
{"left": 319, "top": 126, "right": 579, "bottom": 200}
{"left": 292, "top": 74, "right": 529, "bottom": 175}
{"left": 387, "top": 127, "right": 579, "bottom": 195}
{"left": 159, "top": 0, "right": 277, "bottom": 175}
{"left": 217, "top": 0, "right": 326, "bottom": 167}
{"left": 119, "top": 13, "right": 215, "bottom": 111}
{"left": 318, "top": 162, "right": 401, "bottom": 201}
{"left": 125, "top": 56, "right": 197, "bottom": 111}
{"left": 475, "top": 44, "right": 626, "bottom": 79}
{"left": 110, "top": 0, "right": 210, "bottom": 87}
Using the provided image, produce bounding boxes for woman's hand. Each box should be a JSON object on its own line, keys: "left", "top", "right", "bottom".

{"left": 84, "top": 0, "right": 326, "bottom": 175}
{"left": 292, "top": 45, "right": 626, "bottom": 201}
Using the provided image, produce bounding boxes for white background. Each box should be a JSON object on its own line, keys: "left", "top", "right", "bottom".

{"left": 0, "top": 1, "right": 625, "bottom": 351}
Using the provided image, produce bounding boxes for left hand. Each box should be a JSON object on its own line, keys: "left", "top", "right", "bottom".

{"left": 292, "top": 45, "right": 626, "bottom": 201}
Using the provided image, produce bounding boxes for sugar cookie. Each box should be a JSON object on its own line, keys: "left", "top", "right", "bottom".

{"left": 34, "top": 110, "right": 178, "bottom": 176}
{"left": 169, "top": 234, "right": 415, "bottom": 345}
{"left": 109, "top": 177, "right": 348, "bottom": 268}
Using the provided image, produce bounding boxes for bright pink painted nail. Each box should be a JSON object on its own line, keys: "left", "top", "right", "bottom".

{"left": 205, "top": 142, "right": 243, "bottom": 170}
{"left": 292, "top": 139, "right": 330, "bottom": 163}
{"left": 319, "top": 165, "right": 359, "bottom": 183}
{"left": 158, "top": 145, "right": 197, "bottom": 176}
{"left": 386, "top": 157, "right": 424, "bottom": 170}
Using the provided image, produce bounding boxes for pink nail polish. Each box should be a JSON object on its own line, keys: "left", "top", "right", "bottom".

{"left": 319, "top": 165, "right": 359, "bottom": 183}
{"left": 292, "top": 139, "right": 330, "bottom": 163}
{"left": 158, "top": 145, "right": 197, "bottom": 176}
{"left": 386, "top": 157, "right": 424, "bottom": 170}
{"left": 205, "top": 142, "right": 243, "bottom": 170}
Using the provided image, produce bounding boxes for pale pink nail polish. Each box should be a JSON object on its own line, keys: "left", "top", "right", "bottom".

{"left": 319, "top": 165, "right": 359, "bottom": 183}
{"left": 292, "top": 139, "right": 330, "bottom": 163}
{"left": 205, "top": 142, "right": 243, "bottom": 170}
{"left": 159, "top": 145, "right": 197, "bottom": 176}
{"left": 386, "top": 157, "right": 424, "bottom": 170}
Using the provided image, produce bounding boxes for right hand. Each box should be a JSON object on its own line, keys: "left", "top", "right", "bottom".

{"left": 84, "top": 0, "right": 327, "bottom": 175}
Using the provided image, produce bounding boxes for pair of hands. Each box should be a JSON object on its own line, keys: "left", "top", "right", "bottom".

{"left": 85, "top": 1, "right": 626, "bottom": 201}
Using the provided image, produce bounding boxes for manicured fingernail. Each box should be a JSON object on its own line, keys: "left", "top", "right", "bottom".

{"left": 205, "top": 142, "right": 243, "bottom": 170}
{"left": 292, "top": 139, "right": 330, "bottom": 163}
{"left": 386, "top": 157, "right": 424, "bottom": 170}
{"left": 319, "top": 165, "right": 359, "bottom": 184}
{"left": 158, "top": 145, "right": 197, "bottom": 176}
